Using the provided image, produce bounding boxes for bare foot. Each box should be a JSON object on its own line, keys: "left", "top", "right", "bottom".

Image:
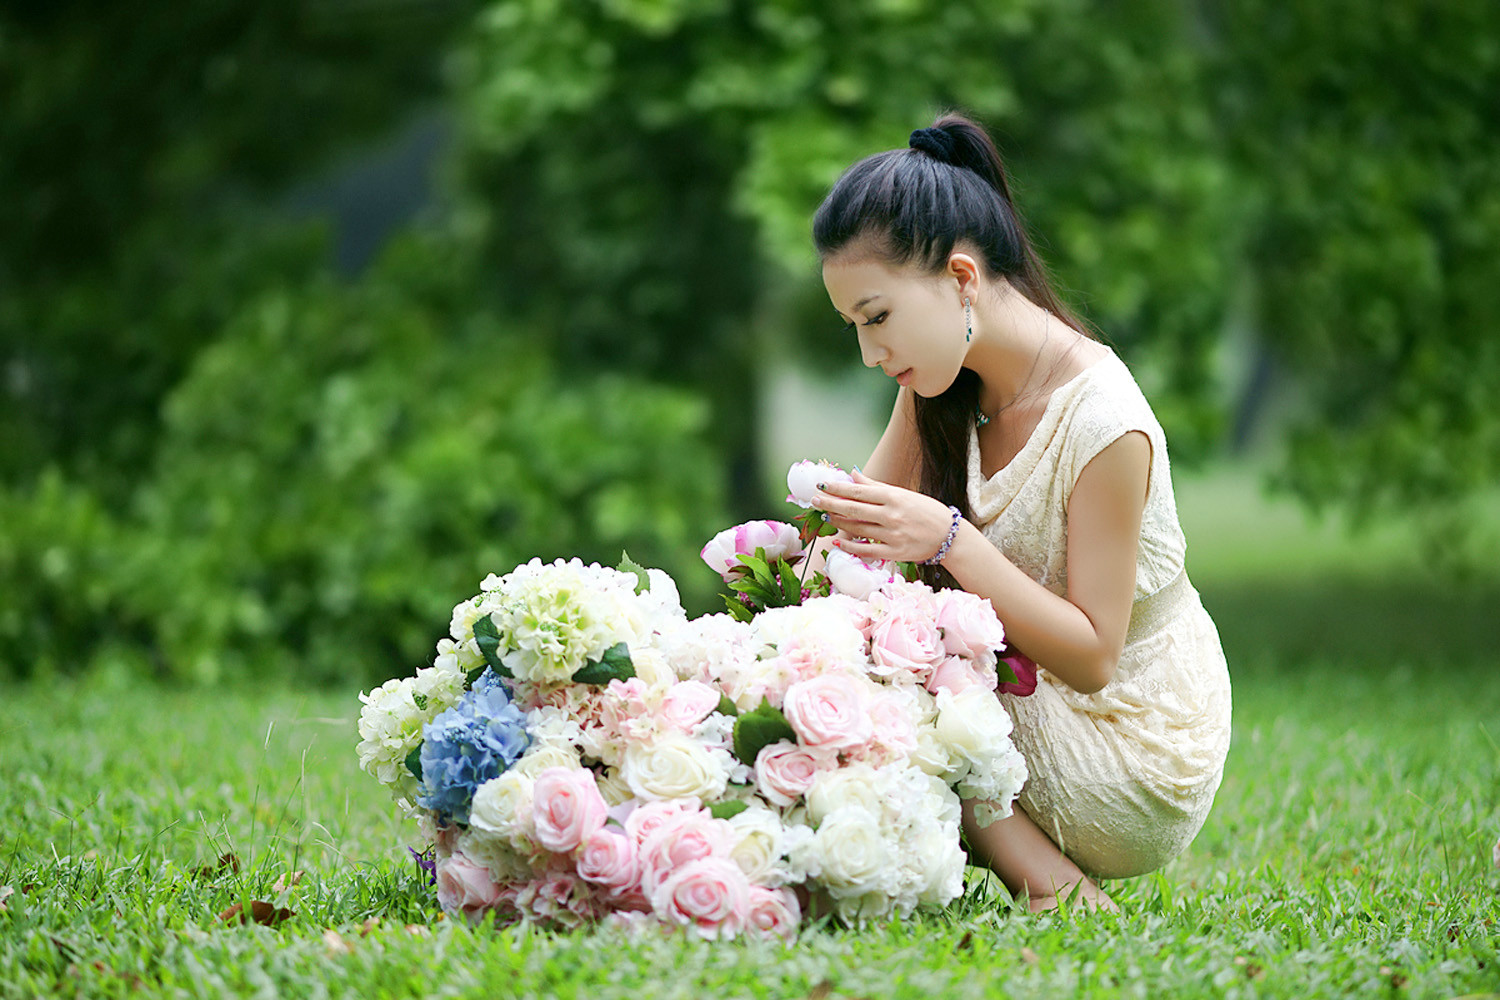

{"left": 1028, "top": 881, "right": 1119, "bottom": 913}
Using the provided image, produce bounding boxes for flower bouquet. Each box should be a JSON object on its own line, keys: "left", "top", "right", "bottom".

{"left": 357, "top": 461, "right": 1030, "bottom": 940}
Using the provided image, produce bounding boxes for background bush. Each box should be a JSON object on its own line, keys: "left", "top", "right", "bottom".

{"left": 0, "top": 235, "right": 724, "bottom": 685}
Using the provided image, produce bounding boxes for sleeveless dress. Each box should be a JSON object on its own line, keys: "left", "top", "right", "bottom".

{"left": 966, "top": 349, "right": 1232, "bottom": 879}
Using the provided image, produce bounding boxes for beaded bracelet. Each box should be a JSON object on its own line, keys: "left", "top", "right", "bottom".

{"left": 920, "top": 505, "right": 963, "bottom": 565}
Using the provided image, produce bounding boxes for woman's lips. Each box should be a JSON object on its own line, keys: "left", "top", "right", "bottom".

{"left": 895, "top": 368, "right": 913, "bottom": 386}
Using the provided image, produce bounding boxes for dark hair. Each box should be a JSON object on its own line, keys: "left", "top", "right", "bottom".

{"left": 812, "top": 113, "right": 1084, "bottom": 584}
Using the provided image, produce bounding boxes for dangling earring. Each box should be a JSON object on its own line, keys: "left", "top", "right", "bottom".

{"left": 964, "top": 297, "right": 973, "bottom": 342}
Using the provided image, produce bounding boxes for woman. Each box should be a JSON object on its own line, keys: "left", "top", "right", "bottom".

{"left": 808, "top": 113, "right": 1232, "bottom": 911}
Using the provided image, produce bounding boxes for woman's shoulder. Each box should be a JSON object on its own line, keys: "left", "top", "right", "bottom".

{"left": 1052, "top": 349, "right": 1167, "bottom": 484}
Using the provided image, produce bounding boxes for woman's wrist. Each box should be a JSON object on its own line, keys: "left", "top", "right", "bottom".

{"left": 920, "top": 505, "right": 963, "bottom": 565}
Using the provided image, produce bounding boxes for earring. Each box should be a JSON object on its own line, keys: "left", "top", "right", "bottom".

{"left": 964, "top": 298, "right": 973, "bottom": 342}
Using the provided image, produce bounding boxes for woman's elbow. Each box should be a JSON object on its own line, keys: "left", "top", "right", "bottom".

{"left": 1068, "top": 654, "right": 1118, "bottom": 695}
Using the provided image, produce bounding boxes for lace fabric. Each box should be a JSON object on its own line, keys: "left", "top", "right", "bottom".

{"left": 966, "top": 351, "right": 1232, "bottom": 878}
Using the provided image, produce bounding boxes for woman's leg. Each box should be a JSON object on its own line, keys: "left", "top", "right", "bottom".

{"left": 961, "top": 799, "right": 1117, "bottom": 912}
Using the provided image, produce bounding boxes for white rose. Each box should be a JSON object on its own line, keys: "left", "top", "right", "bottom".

{"left": 512, "top": 743, "right": 583, "bottom": 779}
{"left": 803, "top": 765, "right": 888, "bottom": 825}
{"left": 933, "top": 687, "right": 1013, "bottom": 761}
{"left": 909, "top": 724, "right": 964, "bottom": 781}
{"left": 630, "top": 647, "right": 677, "bottom": 691}
{"left": 621, "top": 733, "right": 730, "bottom": 802}
{"left": 802, "top": 807, "right": 892, "bottom": 897}
{"left": 727, "top": 806, "right": 792, "bottom": 887}
{"left": 469, "top": 771, "right": 535, "bottom": 845}
{"left": 593, "top": 766, "right": 635, "bottom": 806}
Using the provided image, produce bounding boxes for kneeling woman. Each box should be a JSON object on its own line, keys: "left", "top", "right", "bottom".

{"left": 808, "top": 114, "right": 1232, "bottom": 911}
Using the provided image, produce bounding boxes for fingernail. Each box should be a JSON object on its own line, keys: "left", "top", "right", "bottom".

{"left": 816, "top": 482, "right": 827, "bottom": 490}
{"left": 820, "top": 512, "right": 830, "bottom": 522}
{"left": 852, "top": 466, "right": 861, "bottom": 474}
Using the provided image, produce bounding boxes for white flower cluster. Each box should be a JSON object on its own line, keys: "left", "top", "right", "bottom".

{"left": 356, "top": 659, "right": 466, "bottom": 804}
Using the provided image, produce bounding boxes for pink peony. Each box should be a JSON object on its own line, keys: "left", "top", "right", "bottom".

{"left": 823, "top": 549, "right": 899, "bottom": 600}
{"left": 532, "top": 767, "right": 609, "bottom": 854}
{"left": 934, "top": 590, "right": 1007, "bottom": 658}
{"left": 754, "top": 740, "right": 839, "bottom": 807}
{"left": 658, "top": 680, "right": 722, "bottom": 732}
{"left": 782, "top": 673, "right": 872, "bottom": 750}
{"left": 575, "top": 828, "right": 641, "bottom": 896}
{"left": 927, "top": 654, "right": 999, "bottom": 696}
{"left": 701, "top": 520, "right": 803, "bottom": 579}
{"left": 998, "top": 652, "right": 1039, "bottom": 697}
{"left": 650, "top": 856, "right": 751, "bottom": 940}
{"left": 869, "top": 610, "right": 946, "bottom": 680}
{"left": 435, "top": 851, "right": 501, "bottom": 920}
{"left": 745, "top": 885, "right": 801, "bottom": 941}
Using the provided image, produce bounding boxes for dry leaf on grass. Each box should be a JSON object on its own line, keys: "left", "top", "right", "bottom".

{"left": 322, "top": 928, "right": 353, "bottom": 955}
{"left": 218, "top": 901, "right": 295, "bottom": 927}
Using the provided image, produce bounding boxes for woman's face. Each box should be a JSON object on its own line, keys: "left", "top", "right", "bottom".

{"left": 822, "top": 255, "right": 967, "bottom": 397}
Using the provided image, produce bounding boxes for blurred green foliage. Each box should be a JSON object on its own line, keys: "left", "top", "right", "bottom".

{"left": 2, "top": 0, "right": 1496, "bottom": 682}
{"left": 0, "top": 234, "right": 722, "bottom": 684}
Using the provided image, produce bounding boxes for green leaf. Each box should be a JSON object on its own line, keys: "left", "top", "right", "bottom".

{"left": 471, "top": 614, "right": 513, "bottom": 678}
{"left": 618, "top": 551, "right": 651, "bottom": 595}
{"left": 735, "top": 550, "right": 772, "bottom": 580}
{"left": 716, "top": 695, "right": 739, "bottom": 717}
{"left": 723, "top": 595, "right": 756, "bottom": 621}
{"left": 404, "top": 744, "right": 423, "bottom": 782}
{"left": 708, "top": 800, "right": 749, "bottom": 820}
{"left": 731, "top": 697, "right": 797, "bottom": 765}
{"left": 571, "top": 642, "right": 635, "bottom": 685}
{"left": 996, "top": 657, "right": 1019, "bottom": 687}
{"left": 777, "top": 557, "right": 802, "bottom": 604}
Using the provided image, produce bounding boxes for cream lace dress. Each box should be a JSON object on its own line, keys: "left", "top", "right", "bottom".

{"left": 966, "top": 349, "right": 1232, "bottom": 878}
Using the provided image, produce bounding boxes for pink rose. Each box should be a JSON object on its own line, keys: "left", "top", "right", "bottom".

{"left": 754, "top": 740, "right": 839, "bottom": 807}
{"left": 435, "top": 851, "right": 501, "bottom": 920}
{"left": 745, "top": 885, "right": 801, "bottom": 941}
{"left": 575, "top": 828, "right": 641, "bottom": 896}
{"left": 623, "top": 798, "right": 699, "bottom": 843}
{"left": 869, "top": 611, "right": 946, "bottom": 680}
{"left": 934, "top": 590, "right": 1007, "bottom": 658}
{"left": 658, "top": 680, "right": 722, "bottom": 732}
{"left": 650, "top": 856, "right": 751, "bottom": 940}
{"left": 999, "top": 652, "right": 1039, "bottom": 697}
{"left": 926, "top": 654, "right": 998, "bottom": 696}
{"left": 532, "top": 767, "right": 609, "bottom": 854}
{"left": 783, "top": 673, "right": 872, "bottom": 749}
{"left": 823, "top": 549, "right": 899, "bottom": 600}
{"left": 786, "top": 460, "right": 853, "bottom": 509}
{"left": 637, "top": 810, "right": 735, "bottom": 897}
{"left": 701, "top": 520, "right": 803, "bottom": 578}
{"left": 865, "top": 689, "right": 919, "bottom": 757}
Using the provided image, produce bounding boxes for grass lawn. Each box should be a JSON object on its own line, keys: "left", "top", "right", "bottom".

{"left": 2, "top": 468, "right": 1497, "bottom": 998}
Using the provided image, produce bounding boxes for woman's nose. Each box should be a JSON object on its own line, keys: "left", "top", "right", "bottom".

{"left": 857, "top": 332, "right": 887, "bottom": 369}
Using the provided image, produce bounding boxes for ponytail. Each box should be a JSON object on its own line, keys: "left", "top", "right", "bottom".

{"left": 813, "top": 113, "right": 1083, "bottom": 586}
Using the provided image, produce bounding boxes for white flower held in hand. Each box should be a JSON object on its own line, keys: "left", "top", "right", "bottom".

{"left": 786, "top": 459, "right": 854, "bottom": 509}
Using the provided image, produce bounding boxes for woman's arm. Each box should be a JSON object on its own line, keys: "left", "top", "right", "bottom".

{"left": 815, "top": 431, "right": 1150, "bottom": 694}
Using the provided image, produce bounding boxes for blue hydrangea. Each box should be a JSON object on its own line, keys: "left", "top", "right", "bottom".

{"left": 417, "top": 670, "right": 530, "bottom": 823}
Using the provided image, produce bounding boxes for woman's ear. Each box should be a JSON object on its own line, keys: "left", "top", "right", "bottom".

{"left": 947, "top": 251, "right": 982, "bottom": 300}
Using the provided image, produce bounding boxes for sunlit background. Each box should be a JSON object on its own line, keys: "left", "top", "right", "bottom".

{"left": 3, "top": 0, "right": 1496, "bottom": 687}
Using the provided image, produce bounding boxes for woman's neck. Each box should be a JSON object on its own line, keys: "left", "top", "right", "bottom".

{"left": 965, "top": 291, "right": 1082, "bottom": 417}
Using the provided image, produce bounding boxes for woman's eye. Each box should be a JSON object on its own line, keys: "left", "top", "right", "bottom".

{"left": 864, "top": 312, "right": 889, "bottom": 326}
{"left": 841, "top": 319, "right": 855, "bottom": 334}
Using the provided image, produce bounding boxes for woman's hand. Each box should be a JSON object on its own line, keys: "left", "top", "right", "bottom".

{"left": 813, "top": 470, "right": 958, "bottom": 564}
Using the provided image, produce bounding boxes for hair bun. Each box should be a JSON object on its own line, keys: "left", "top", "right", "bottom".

{"left": 908, "top": 126, "right": 957, "bottom": 163}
